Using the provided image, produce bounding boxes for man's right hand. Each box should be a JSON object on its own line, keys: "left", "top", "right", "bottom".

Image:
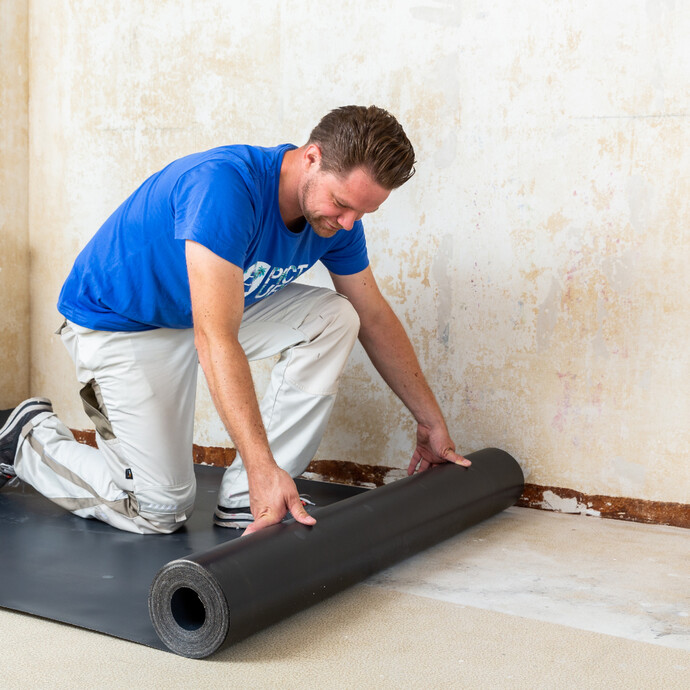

{"left": 243, "top": 463, "right": 316, "bottom": 536}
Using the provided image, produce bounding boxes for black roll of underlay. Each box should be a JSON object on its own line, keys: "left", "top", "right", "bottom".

{"left": 149, "top": 447, "right": 524, "bottom": 658}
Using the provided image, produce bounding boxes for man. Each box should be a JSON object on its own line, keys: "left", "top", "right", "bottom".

{"left": 0, "top": 105, "right": 470, "bottom": 536}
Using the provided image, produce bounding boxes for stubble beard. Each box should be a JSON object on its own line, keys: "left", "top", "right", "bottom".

{"left": 299, "top": 176, "right": 339, "bottom": 238}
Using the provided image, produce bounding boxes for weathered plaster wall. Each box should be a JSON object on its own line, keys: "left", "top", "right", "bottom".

{"left": 27, "top": 1, "right": 689, "bottom": 503}
{"left": 0, "top": 0, "right": 30, "bottom": 406}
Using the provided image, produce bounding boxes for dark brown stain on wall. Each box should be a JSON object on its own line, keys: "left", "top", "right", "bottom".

{"left": 192, "top": 444, "right": 236, "bottom": 467}
{"left": 71, "top": 430, "right": 689, "bottom": 529}
{"left": 305, "top": 459, "right": 398, "bottom": 487}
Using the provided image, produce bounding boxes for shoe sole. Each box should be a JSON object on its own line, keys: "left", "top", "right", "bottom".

{"left": 213, "top": 507, "right": 253, "bottom": 529}
{"left": 0, "top": 397, "right": 53, "bottom": 440}
{"left": 213, "top": 517, "right": 253, "bottom": 529}
{"left": 213, "top": 496, "right": 316, "bottom": 530}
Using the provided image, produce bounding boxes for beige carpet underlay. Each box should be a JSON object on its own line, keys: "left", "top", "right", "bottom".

{"left": 4, "top": 583, "right": 688, "bottom": 689}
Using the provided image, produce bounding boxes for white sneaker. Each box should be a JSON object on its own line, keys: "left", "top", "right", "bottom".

{"left": 213, "top": 495, "right": 315, "bottom": 529}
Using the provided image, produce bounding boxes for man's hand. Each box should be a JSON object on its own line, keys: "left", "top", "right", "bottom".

{"left": 407, "top": 422, "right": 471, "bottom": 475}
{"left": 332, "top": 268, "right": 471, "bottom": 478}
{"left": 243, "top": 463, "right": 316, "bottom": 536}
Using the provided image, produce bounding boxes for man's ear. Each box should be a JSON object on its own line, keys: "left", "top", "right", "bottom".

{"left": 303, "top": 143, "right": 322, "bottom": 170}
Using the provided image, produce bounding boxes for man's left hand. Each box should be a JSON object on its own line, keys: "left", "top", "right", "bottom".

{"left": 407, "top": 423, "right": 471, "bottom": 475}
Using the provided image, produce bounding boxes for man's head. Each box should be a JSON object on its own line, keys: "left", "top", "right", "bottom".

{"left": 307, "top": 105, "right": 416, "bottom": 190}
{"left": 296, "top": 106, "right": 415, "bottom": 238}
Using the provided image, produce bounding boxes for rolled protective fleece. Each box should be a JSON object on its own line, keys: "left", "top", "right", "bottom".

{"left": 148, "top": 447, "right": 524, "bottom": 658}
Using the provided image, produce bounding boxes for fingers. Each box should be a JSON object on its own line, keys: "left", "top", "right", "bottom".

{"left": 409, "top": 449, "right": 471, "bottom": 475}
{"left": 408, "top": 450, "right": 422, "bottom": 475}
{"left": 446, "top": 449, "right": 471, "bottom": 467}
{"left": 242, "top": 496, "right": 317, "bottom": 537}
{"left": 290, "top": 497, "right": 316, "bottom": 526}
{"left": 243, "top": 509, "right": 315, "bottom": 535}
{"left": 242, "top": 512, "right": 278, "bottom": 536}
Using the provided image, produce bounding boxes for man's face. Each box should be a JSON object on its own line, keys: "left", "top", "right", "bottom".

{"left": 298, "top": 165, "right": 391, "bottom": 238}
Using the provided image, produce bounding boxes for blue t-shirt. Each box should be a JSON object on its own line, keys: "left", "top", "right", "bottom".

{"left": 58, "top": 144, "right": 369, "bottom": 331}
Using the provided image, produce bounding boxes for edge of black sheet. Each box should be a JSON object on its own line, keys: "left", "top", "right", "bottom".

{"left": 149, "top": 447, "right": 524, "bottom": 658}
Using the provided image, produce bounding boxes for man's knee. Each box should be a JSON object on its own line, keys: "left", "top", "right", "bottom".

{"left": 283, "top": 293, "right": 361, "bottom": 396}
{"left": 138, "top": 512, "right": 192, "bottom": 535}
{"left": 132, "top": 483, "right": 196, "bottom": 534}
{"left": 321, "top": 293, "right": 360, "bottom": 339}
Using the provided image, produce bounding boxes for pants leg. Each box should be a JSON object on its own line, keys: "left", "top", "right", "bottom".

{"left": 218, "top": 283, "right": 360, "bottom": 507}
{"left": 14, "top": 322, "right": 198, "bottom": 534}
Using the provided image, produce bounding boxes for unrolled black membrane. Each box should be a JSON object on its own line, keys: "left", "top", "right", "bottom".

{"left": 0, "top": 465, "right": 362, "bottom": 650}
{"left": 149, "top": 448, "right": 524, "bottom": 658}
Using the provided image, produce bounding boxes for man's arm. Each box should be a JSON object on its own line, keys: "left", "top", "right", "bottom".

{"left": 186, "top": 240, "right": 315, "bottom": 533}
{"left": 330, "top": 266, "right": 470, "bottom": 474}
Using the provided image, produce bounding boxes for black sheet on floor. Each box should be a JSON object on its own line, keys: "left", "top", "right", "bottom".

{"left": 0, "top": 465, "right": 364, "bottom": 650}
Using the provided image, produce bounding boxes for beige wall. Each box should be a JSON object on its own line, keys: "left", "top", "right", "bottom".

{"left": 0, "top": 0, "right": 30, "bottom": 406}
{"left": 23, "top": 1, "right": 689, "bottom": 503}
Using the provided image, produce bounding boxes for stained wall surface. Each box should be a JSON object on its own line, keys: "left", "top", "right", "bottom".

{"left": 27, "top": 1, "right": 689, "bottom": 503}
{"left": 0, "top": 0, "right": 30, "bottom": 406}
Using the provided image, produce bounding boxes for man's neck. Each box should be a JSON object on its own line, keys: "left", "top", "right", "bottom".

{"left": 279, "top": 147, "right": 306, "bottom": 231}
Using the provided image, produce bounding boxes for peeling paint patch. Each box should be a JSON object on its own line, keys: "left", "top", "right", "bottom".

{"left": 540, "top": 489, "right": 601, "bottom": 516}
{"left": 518, "top": 484, "right": 690, "bottom": 529}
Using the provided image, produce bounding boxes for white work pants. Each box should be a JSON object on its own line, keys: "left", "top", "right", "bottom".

{"left": 14, "top": 284, "right": 360, "bottom": 534}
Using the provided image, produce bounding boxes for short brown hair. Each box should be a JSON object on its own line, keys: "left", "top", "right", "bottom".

{"left": 307, "top": 105, "right": 416, "bottom": 190}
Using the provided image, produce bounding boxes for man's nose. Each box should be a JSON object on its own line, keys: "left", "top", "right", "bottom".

{"left": 337, "top": 210, "right": 361, "bottom": 231}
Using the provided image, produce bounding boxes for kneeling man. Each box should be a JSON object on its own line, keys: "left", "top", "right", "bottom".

{"left": 0, "top": 105, "right": 469, "bottom": 536}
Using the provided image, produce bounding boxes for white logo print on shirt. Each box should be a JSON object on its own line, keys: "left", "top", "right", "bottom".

{"left": 243, "top": 261, "right": 310, "bottom": 299}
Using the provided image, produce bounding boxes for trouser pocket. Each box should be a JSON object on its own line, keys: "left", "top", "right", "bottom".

{"left": 79, "top": 378, "right": 116, "bottom": 441}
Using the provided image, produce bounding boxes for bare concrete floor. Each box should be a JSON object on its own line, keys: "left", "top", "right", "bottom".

{"left": 4, "top": 507, "right": 689, "bottom": 689}
{"left": 367, "top": 507, "right": 690, "bottom": 651}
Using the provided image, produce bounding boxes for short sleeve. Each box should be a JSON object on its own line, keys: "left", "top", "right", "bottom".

{"left": 319, "top": 220, "right": 370, "bottom": 275}
{"left": 172, "top": 161, "right": 257, "bottom": 268}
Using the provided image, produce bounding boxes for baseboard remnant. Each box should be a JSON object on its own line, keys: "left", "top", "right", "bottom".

{"left": 70, "top": 430, "right": 688, "bottom": 529}
{"left": 517, "top": 484, "right": 689, "bottom": 529}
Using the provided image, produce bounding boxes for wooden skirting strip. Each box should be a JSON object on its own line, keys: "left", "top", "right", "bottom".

{"left": 70, "top": 430, "right": 688, "bottom": 529}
